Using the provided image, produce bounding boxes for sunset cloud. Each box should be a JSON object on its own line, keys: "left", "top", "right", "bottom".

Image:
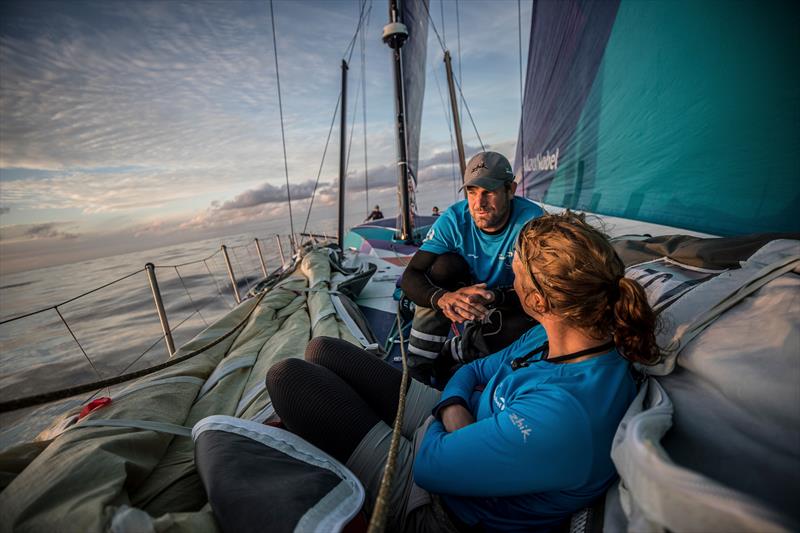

{"left": 0, "top": 0, "right": 530, "bottom": 274}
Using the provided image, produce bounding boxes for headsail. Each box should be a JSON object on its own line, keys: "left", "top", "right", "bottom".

{"left": 514, "top": 0, "right": 799, "bottom": 236}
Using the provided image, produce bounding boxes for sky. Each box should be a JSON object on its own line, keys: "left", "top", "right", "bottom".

{"left": 0, "top": 0, "right": 532, "bottom": 275}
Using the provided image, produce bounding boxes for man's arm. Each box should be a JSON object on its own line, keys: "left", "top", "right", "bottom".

{"left": 400, "top": 250, "right": 445, "bottom": 307}
{"left": 401, "top": 251, "right": 494, "bottom": 322}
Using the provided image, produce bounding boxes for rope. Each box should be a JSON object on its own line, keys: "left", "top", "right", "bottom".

{"left": 268, "top": 0, "right": 296, "bottom": 246}
{"left": 0, "top": 268, "right": 145, "bottom": 325}
{"left": 367, "top": 304, "right": 410, "bottom": 533}
{"left": 174, "top": 266, "right": 209, "bottom": 327}
{"left": 0, "top": 290, "right": 268, "bottom": 413}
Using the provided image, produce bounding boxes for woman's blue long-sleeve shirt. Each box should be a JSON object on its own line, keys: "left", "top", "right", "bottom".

{"left": 413, "top": 325, "right": 636, "bottom": 531}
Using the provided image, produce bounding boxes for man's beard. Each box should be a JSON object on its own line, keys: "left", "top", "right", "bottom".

{"left": 472, "top": 205, "right": 509, "bottom": 230}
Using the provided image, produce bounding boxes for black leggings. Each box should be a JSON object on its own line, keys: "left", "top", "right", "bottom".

{"left": 265, "top": 337, "right": 407, "bottom": 464}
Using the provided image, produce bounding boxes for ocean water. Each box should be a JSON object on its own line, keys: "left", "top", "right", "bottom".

{"left": 0, "top": 230, "right": 315, "bottom": 449}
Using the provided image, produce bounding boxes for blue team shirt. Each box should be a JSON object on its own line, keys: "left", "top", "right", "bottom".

{"left": 419, "top": 197, "right": 543, "bottom": 289}
{"left": 413, "top": 326, "right": 637, "bottom": 531}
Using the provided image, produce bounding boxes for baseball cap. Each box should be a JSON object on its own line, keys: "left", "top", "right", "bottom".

{"left": 460, "top": 151, "right": 515, "bottom": 191}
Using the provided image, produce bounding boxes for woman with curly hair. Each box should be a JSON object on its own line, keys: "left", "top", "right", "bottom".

{"left": 266, "top": 211, "right": 659, "bottom": 532}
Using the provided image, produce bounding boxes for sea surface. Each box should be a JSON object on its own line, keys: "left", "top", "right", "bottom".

{"left": 0, "top": 229, "right": 325, "bottom": 450}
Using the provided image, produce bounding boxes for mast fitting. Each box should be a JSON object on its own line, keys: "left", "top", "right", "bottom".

{"left": 382, "top": 22, "right": 408, "bottom": 49}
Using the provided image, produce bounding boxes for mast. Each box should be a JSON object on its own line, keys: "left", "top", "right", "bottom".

{"left": 338, "top": 59, "right": 348, "bottom": 249}
{"left": 383, "top": 0, "right": 413, "bottom": 243}
{"left": 444, "top": 50, "right": 466, "bottom": 184}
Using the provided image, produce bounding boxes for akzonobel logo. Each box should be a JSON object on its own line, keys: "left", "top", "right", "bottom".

{"left": 524, "top": 148, "right": 560, "bottom": 172}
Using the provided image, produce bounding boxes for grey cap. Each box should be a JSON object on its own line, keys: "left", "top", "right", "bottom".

{"left": 460, "top": 151, "right": 515, "bottom": 191}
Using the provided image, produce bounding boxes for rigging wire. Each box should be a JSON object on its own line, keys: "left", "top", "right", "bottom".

{"left": 55, "top": 306, "right": 103, "bottom": 384}
{"left": 0, "top": 268, "right": 145, "bottom": 325}
{"left": 420, "top": 2, "right": 485, "bottom": 152}
{"left": 440, "top": 0, "right": 446, "bottom": 46}
{"left": 302, "top": 0, "right": 370, "bottom": 234}
{"left": 342, "top": 0, "right": 370, "bottom": 63}
{"left": 174, "top": 266, "right": 209, "bottom": 327}
{"left": 361, "top": 0, "right": 371, "bottom": 216}
{"left": 154, "top": 248, "right": 222, "bottom": 270}
{"left": 268, "top": 0, "right": 297, "bottom": 247}
{"left": 456, "top": 0, "right": 463, "bottom": 124}
{"left": 0, "top": 291, "right": 269, "bottom": 413}
{"left": 301, "top": 93, "right": 342, "bottom": 235}
{"left": 345, "top": 62, "right": 363, "bottom": 176}
{"left": 204, "top": 258, "right": 234, "bottom": 310}
{"left": 431, "top": 65, "right": 460, "bottom": 201}
{"left": 518, "top": 0, "right": 526, "bottom": 196}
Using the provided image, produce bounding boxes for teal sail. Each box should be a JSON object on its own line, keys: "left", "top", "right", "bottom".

{"left": 514, "top": 0, "right": 799, "bottom": 236}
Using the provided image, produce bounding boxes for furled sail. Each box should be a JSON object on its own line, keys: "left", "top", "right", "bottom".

{"left": 514, "top": 0, "right": 799, "bottom": 236}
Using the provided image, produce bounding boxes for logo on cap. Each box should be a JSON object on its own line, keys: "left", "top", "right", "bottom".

{"left": 471, "top": 161, "right": 488, "bottom": 173}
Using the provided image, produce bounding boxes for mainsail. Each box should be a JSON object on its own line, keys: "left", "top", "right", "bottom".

{"left": 514, "top": 0, "right": 799, "bottom": 236}
{"left": 400, "top": 0, "right": 429, "bottom": 191}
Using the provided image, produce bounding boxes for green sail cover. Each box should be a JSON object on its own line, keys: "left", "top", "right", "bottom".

{"left": 515, "top": 0, "right": 799, "bottom": 236}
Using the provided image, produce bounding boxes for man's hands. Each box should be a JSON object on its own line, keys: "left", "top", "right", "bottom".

{"left": 436, "top": 283, "right": 494, "bottom": 323}
{"left": 441, "top": 404, "right": 475, "bottom": 432}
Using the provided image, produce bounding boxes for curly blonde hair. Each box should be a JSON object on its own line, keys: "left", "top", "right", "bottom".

{"left": 516, "top": 211, "right": 660, "bottom": 365}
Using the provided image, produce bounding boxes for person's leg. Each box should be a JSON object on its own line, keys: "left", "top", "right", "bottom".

{"left": 304, "top": 336, "right": 403, "bottom": 426}
{"left": 306, "top": 336, "right": 440, "bottom": 439}
{"left": 407, "top": 253, "right": 471, "bottom": 385}
{"left": 265, "top": 357, "right": 379, "bottom": 464}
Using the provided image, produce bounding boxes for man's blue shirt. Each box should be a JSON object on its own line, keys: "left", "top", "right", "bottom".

{"left": 419, "top": 197, "right": 543, "bottom": 289}
{"left": 413, "top": 326, "right": 637, "bottom": 531}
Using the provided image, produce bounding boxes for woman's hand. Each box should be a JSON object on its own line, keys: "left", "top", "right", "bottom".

{"left": 437, "top": 284, "right": 494, "bottom": 323}
{"left": 441, "top": 404, "right": 475, "bottom": 432}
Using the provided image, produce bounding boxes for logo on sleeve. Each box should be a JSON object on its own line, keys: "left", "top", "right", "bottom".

{"left": 493, "top": 393, "right": 506, "bottom": 411}
{"left": 424, "top": 228, "right": 435, "bottom": 242}
{"left": 508, "top": 413, "right": 532, "bottom": 443}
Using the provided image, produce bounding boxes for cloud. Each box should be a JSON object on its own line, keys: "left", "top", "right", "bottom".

{"left": 23, "top": 222, "right": 79, "bottom": 240}
{"left": 219, "top": 180, "right": 323, "bottom": 210}
{"left": 0, "top": 221, "right": 80, "bottom": 242}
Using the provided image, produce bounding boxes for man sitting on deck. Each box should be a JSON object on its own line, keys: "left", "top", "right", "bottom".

{"left": 365, "top": 205, "right": 384, "bottom": 222}
{"left": 401, "top": 151, "right": 543, "bottom": 385}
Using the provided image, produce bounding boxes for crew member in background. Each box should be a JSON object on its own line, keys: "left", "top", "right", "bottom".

{"left": 431, "top": 206, "right": 440, "bottom": 217}
{"left": 365, "top": 205, "right": 384, "bottom": 222}
{"left": 400, "top": 151, "right": 543, "bottom": 385}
